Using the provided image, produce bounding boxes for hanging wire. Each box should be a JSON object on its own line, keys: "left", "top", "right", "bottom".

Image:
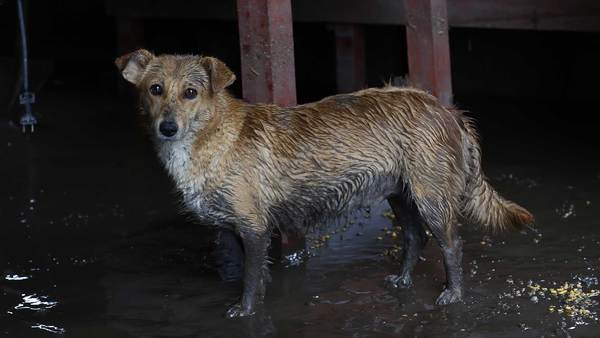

{"left": 17, "top": 0, "right": 37, "bottom": 133}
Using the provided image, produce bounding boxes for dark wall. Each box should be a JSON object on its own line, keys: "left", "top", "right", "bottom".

{"left": 2, "top": 0, "right": 600, "bottom": 110}
{"left": 450, "top": 28, "right": 600, "bottom": 102}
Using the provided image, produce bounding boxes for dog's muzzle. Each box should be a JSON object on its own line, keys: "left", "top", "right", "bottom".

{"left": 158, "top": 119, "right": 179, "bottom": 138}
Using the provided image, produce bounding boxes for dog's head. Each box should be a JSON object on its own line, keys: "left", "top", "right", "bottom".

{"left": 115, "top": 49, "right": 235, "bottom": 141}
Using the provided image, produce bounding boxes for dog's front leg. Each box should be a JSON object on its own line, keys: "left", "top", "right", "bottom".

{"left": 225, "top": 227, "right": 270, "bottom": 318}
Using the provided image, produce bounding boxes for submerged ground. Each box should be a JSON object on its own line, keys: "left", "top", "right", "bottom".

{"left": 1, "top": 88, "right": 599, "bottom": 337}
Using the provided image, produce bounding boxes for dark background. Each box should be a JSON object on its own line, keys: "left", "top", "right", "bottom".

{"left": 1, "top": 1, "right": 600, "bottom": 337}
{"left": 2, "top": 1, "right": 600, "bottom": 123}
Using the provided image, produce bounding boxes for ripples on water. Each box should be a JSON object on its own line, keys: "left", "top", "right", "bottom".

{"left": 31, "top": 324, "right": 66, "bottom": 334}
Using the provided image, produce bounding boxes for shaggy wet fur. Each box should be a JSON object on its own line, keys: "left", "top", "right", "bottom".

{"left": 115, "top": 50, "right": 534, "bottom": 318}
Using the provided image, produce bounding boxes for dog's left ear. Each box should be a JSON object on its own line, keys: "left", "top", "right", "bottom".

{"left": 201, "top": 57, "right": 236, "bottom": 93}
{"left": 115, "top": 49, "right": 155, "bottom": 85}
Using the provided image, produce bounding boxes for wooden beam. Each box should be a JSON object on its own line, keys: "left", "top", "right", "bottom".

{"left": 404, "top": 0, "right": 453, "bottom": 106}
{"left": 446, "top": 0, "right": 600, "bottom": 32}
{"left": 106, "top": 0, "right": 600, "bottom": 33}
{"left": 294, "top": 0, "right": 600, "bottom": 32}
{"left": 236, "top": 0, "right": 297, "bottom": 106}
{"left": 334, "top": 25, "right": 366, "bottom": 93}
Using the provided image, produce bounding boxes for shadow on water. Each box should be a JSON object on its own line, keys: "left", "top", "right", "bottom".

{"left": 1, "top": 90, "right": 600, "bottom": 337}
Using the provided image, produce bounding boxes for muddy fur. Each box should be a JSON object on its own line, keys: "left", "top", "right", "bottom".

{"left": 115, "top": 50, "right": 534, "bottom": 317}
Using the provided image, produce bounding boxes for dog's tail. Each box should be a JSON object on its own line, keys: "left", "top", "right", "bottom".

{"left": 459, "top": 117, "right": 534, "bottom": 232}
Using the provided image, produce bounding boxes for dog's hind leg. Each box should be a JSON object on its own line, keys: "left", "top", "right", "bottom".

{"left": 384, "top": 195, "right": 428, "bottom": 288}
{"left": 413, "top": 192, "right": 464, "bottom": 305}
{"left": 431, "top": 222, "right": 463, "bottom": 305}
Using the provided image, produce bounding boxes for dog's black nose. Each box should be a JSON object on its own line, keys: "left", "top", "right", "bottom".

{"left": 159, "top": 120, "right": 178, "bottom": 137}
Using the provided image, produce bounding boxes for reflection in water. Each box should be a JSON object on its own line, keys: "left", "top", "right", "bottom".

{"left": 282, "top": 250, "right": 307, "bottom": 267}
{"left": 14, "top": 294, "right": 58, "bottom": 311}
{"left": 30, "top": 323, "right": 66, "bottom": 334}
{"left": 240, "top": 309, "right": 278, "bottom": 338}
{"left": 4, "top": 274, "right": 30, "bottom": 281}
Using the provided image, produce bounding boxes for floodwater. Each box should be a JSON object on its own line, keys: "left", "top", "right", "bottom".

{"left": 1, "top": 89, "right": 600, "bottom": 337}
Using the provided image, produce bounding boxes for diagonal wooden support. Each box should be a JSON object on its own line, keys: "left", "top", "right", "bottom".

{"left": 404, "top": 0, "right": 453, "bottom": 106}
{"left": 236, "top": 0, "right": 297, "bottom": 106}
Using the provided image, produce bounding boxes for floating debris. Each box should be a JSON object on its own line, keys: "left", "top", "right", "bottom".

{"left": 377, "top": 224, "right": 404, "bottom": 259}
{"left": 531, "top": 280, "right": 597, "bottom": 323}
{"left": 518, "top": 323, "right": 531, "bottom": 331}
{"left": 382, "top": 244, "right": 402, "bottom": 260}
{"left": 379, "top": 226, "right": 402, "bottom": 240}
{"left": 575, "top": 275, "right": 598, "bottom": 288}
{"left": 556, "top": 202, "right": 576, "bottom": 219}
{"left": 307, "top": 230, "right": 340, "bottom": 251}
{"left": 499, "top": 276, "right": 600, "bottom": 328}
{"left": 480, "top": 235, "right": 494, "bottom": 247}
{"left": 524, "top": 226, "right": 543, "bottom": 244}
{"left": 382, "top": 210, "right": 395, "bottom": 220}
{"left": 469, "top": 260, "right": 480, "bottom": 277}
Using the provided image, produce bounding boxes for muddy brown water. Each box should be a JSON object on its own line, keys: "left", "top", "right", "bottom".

{"left": 1, "top": 90, "right": 599, "bottom": 337}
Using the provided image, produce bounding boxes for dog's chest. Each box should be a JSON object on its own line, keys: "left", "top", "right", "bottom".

{"left": 158, "top": 141, "right": 234, "bottom": 225}
{"left": 181, "top": 183, "right": 224, "bottom": 220}
{"left": 158, "top": 139, "right": 193, "bottom": 182}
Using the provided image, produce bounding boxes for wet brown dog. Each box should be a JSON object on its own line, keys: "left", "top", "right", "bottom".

{"left": 115, "top": 50, "right": 534, "bottom": 318}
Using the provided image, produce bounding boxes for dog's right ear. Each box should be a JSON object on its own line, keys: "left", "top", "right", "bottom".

{"left": 115, "top": 49, "right": 154, "bottom": 85}
{"left": 201, "top": 57, "right": 236, "bottom": 94}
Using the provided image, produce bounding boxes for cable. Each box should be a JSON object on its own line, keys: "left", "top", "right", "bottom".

{"left": 16, "top": 0, "right": 37, "bottom": 133}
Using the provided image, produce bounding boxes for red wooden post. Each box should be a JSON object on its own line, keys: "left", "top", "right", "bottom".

{"left": 236, "top": 0, "right": 297, "bottom": 106}
{"left": 334, "top": 24, "right": 366, "bottom": 93}
{"left": 236, "top": 0, "right": 301, "bottom": 260}
{"left": 404, "top": 0, "right": 453, "bottom": 106}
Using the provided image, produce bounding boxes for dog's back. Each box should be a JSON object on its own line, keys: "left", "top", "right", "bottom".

{"left": 231, "top": 86, "right": 516, "bottom": 234}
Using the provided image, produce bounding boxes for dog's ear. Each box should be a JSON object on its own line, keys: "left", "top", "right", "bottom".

{"left": 201, "top": 57, "right": 236, "bottom": 93}
{"left": 115, "top": 49, "right": 154, "bottom": 85}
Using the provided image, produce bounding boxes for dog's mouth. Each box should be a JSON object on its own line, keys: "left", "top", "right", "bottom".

{"left": 155, "top": 128, "right": 187, "bottom": 142}
{"left": 156, "top": 133, "right": 179, "bottom": 141}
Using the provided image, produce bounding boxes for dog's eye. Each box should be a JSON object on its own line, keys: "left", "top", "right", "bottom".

{"left": 149, "top": 84, "right": 163, "bottom": 96}
{"left": 184, "top": 88, "right": 197, "bottom": 100}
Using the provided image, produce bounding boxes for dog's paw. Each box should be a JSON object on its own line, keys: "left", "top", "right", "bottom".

{"left": 225, "top": 303, "right": 255, "bottom": 318}
{"left": 384, "top": 274, "right": 412, "bottom": 289}
{"left": 435, "top": 288, "right": 462, "bottom": 306}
